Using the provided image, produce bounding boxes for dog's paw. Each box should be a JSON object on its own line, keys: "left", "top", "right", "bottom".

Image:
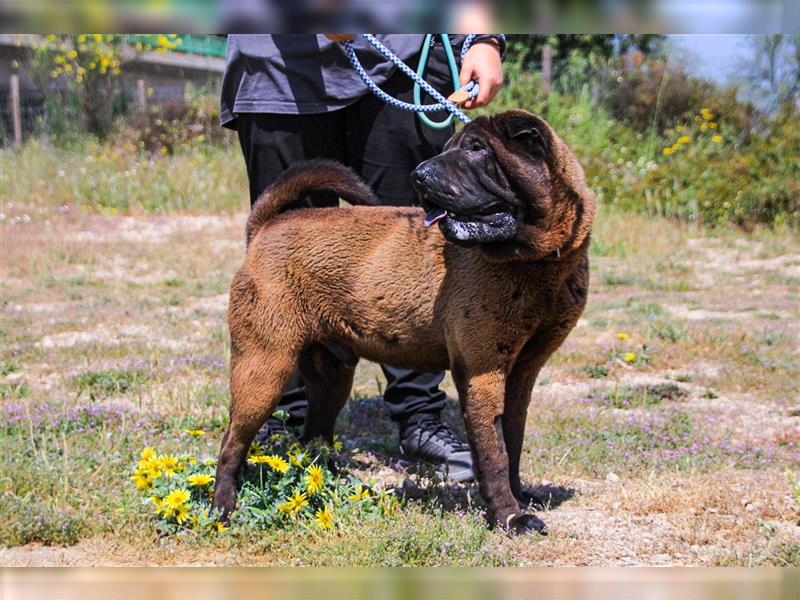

{"left": 506, "top": 513, "right": 548, "bottom": 536}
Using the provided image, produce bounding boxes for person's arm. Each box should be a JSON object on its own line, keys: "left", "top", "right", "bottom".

{"left": 459, "top": 38, "right": 504, "bottom": 109}
{"left": 454, "top": 4, "right": 504, "bottom": 109}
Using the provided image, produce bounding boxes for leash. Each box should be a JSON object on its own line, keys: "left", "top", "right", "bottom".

{"left": 341, "top": 34, "right": 479, "bottom": 128}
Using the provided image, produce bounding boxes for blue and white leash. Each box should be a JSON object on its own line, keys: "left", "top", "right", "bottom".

{"left": 341, "top": 34, "right": 479, "bottom": 127}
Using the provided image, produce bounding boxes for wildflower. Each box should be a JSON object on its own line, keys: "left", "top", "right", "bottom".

{"left": 712, "top": 135, "right": 722, "bottom": 143}
{"left": 332, "top": 436, "right": 343, "bottom": 452}
{"left": 623, "top": 352, "right": 637, "bottom": 363}
{"left": 348, "top": 484, "right": 370, "bottom": 502}
{"left": 248, "top": 455, "right": 271, "bottom": 464}
{"left": 175, "top": 505, "right": 190, "bottom": 525}
{"left": 266, "top": 455, "right": 289, "bottom": 473}
{"left": 162, "top": 489, "right": 190, "bottom": 509}
{"left": 700, "top": 108, "right": 713, "bottom": 120}
{"left": 662, "top": 147, "right": 673, "bottom": 156}
{"left": 676, "top": 135, "right": 691, "bottom": 145}
{"left": 215, "top": 521, "right": 228, "bottom": 533}
{"left": 158, "top": 454, "right": 182, "bottom": 477}
{"left": 150, "top": 496, "right": 162, "bottom": 511}
{"left": 305, "top": 465, "right": 325, "bottom": 495}
{"left": 708, "top": 122, "right": 718, "bottom": 129}
{"left": 700, "top": 122, "right": 708, "bottom": 131}
{"left": 132, "top": 471, "right": 153, "bottom": 490}
{"left": 185, "top": 429, "right": 206, "bottom": 437}
{"left": 187, "top": 473, "right": 213, "bottom": 487}
{"left": 616, "top": 332, "right": 630, "bottom": 341}
{"left": 278, "top": 491, "right": 308, "bottom": 516}
{"left": 315, "top": 506, "right": 334, "bottom": 529}
{"left": 160, "top": 146, "right": 168, "bottom": 155}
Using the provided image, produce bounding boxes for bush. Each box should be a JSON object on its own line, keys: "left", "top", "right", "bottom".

{"left": 0, "top": 496, "right": 89, "bottom": 546}
{"left": 131, "top": 434, "right": 401, "bottom": 537}
{"left": 125, "top": 89, "right": 233, "bottom": 156}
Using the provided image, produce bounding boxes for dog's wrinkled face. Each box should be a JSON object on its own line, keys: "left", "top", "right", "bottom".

{"left": 411, "top": 111, "right": 556, "bottom": 245}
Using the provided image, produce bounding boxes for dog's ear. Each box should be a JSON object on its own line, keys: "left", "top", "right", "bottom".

{"left": 503, "top": 115, "right": 547, "bottom": 155}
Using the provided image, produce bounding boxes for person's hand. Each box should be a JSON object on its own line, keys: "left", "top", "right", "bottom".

{"left": 459, "top": 42, "right": 503, "bottom": 109}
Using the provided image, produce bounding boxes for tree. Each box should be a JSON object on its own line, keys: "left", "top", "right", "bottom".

{"left": 741, "top": 35, "right": 800, "bottom": 112}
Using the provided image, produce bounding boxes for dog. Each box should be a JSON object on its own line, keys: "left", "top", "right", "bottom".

{"left": 213, "top": 109, "right": 596, "bottom": 534}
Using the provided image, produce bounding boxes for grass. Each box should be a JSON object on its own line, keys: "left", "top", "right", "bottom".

{"left": 2, "top": 135, "right": 799, "bottom": 565}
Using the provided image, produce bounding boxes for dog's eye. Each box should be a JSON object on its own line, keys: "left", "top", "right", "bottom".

{"left": 468, "top": 141, "right": 485, "bottom": 153}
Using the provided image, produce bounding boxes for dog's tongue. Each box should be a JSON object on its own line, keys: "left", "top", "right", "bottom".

{"left": 423, "top": 208, "right": 448, "bottom": 228}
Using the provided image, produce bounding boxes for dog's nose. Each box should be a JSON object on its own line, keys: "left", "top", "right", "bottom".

{"left": 412, "top": 166, "right": 429, "bottom": 187}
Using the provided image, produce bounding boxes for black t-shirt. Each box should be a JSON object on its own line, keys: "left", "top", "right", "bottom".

{"left": 220, "top": 34, "right": 466, "bottom": 126}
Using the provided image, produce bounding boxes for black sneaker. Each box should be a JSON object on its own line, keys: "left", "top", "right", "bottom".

{"left": 399, "top": 413, "right": 474, "bottom": 483}
{"left": 253, "top": 417, "right": 290, "bottom": 446}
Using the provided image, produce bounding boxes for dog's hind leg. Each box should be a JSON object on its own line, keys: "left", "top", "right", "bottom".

{"left": 213, "top": 343, "right": 298, "bottom": 519}
{"left": 298, "top": 343, "right": 355, "bottom": 444}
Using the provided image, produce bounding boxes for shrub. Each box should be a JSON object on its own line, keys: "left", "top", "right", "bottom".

{"left": 0, "top": 496, "right": 89, "bottom": 546}
{"left": 131, "top": 435, "right": 401, "bottom": 536}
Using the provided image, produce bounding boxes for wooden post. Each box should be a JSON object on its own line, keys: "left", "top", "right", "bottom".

{"left": 541, "top": 44, "right": 552, "bottom": 96}
{"left": 137, "top": 79, "right": 146, "bottom": 111}
{"left": 10, "top": 73, "right": 22, "bottom": 148}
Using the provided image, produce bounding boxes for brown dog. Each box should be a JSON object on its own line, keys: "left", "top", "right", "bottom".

{"left": 213, "top": 109, "right": 596, "bottom": 534}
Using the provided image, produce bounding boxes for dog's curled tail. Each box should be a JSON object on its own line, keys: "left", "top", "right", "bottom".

{"left": 246, "top": 159, "right": 378, "bottom": 245}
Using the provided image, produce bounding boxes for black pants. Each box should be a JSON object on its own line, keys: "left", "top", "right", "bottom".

{"left": 233, "top": 42, "right": 456, "bottom": 424}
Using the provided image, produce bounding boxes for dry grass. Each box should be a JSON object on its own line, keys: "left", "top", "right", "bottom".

{"left": 2, "top": 151, "right": 799, "bottom": 565}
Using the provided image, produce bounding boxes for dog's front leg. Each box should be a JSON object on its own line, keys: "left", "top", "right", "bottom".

{"left": 453, "top": 366, "right": 547, "bottom": 535}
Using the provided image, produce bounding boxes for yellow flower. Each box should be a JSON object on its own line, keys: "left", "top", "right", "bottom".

{"left": 163, "top": 489, "right": 190, "bottom": 509}
{"left": 215, "top": 521, "right": 228, "bottom": 533}
{"left": 132, "top": 471, "right": 153, "bottom": 490}
{"left": 248, "top": 455, "right": 271, "bottom": 464}
{"left": 158, "top": 454, "right": 182, "bottom": 476}
{"left": 305, "top": 465, "right": 324, "bottom": 495}
{"left": 47, "top": 34, "right": 57, "bottom": 42}
{"left": 78, "top": 34, "right": 86, "bottom": 43}
{"left": 332, "top": 436, "right": 343, "bottom": 452}
{"left": 187, "top": 473, "right": 213, "bottom": 487}
{"left": 676, "top": 135, "right": 691, "bottom": 145}
{"left": 708, "top": 122, "right": 718, "bottom": 129}
{"left": 662, "top": 147, "right": 673, "bottom": 156}
{"left": 315, "top": 506, "right": 334, "bottom": 529}
{"left": 266, "top": 455, "right": 289, "bottom": 473}
{"left": 94, "top": 34, "right": 103, "bottom": 43}
{"left": 140, "top": 447, "right": 156, "bottom": 462}
{"left": 175, "top": 505, "right": 190, "bottom": 525}
{"left": 68, "top": 49, "right": 78, "bottom": 59}
{"left": 700, "top": 122, "right": 708, "bottom": 131}
{"left": 185, "top": 429, "right": 206, "bottom": 437}
{"left": 623, "top": 352, "right": 637, "bottom": 363}
{"left": 160, "top": 146, "right": 168, "bottom": 155}
{"left": 616, "top": 332, "right": 630, "bottom": 341}
{"left": 712, "top": 135, "right": 722, "bottom": 143}
{"left": 348, "top": 484, "right": 370, "bottom": 502}
{"left": 150, "top": 496, "right": 162, "bottom": 511}
{"left": 278, "top": 491, "right": 308, "bottom": 516}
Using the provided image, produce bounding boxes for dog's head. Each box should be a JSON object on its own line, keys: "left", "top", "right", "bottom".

{"left": 411, "top": 110, "right": 596, "bottom": 261}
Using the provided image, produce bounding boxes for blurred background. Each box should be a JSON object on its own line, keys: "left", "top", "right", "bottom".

{"left": 0, "top": 0, "right": 797, "bottom": 33}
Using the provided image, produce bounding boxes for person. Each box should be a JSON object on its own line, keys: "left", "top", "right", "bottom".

{"left": 220, "top": 33, "right": 505, "bottom": 482}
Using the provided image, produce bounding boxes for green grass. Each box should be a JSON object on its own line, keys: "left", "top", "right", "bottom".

{"left": 1, "top": 138, "right": 248, "bottom": 214}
